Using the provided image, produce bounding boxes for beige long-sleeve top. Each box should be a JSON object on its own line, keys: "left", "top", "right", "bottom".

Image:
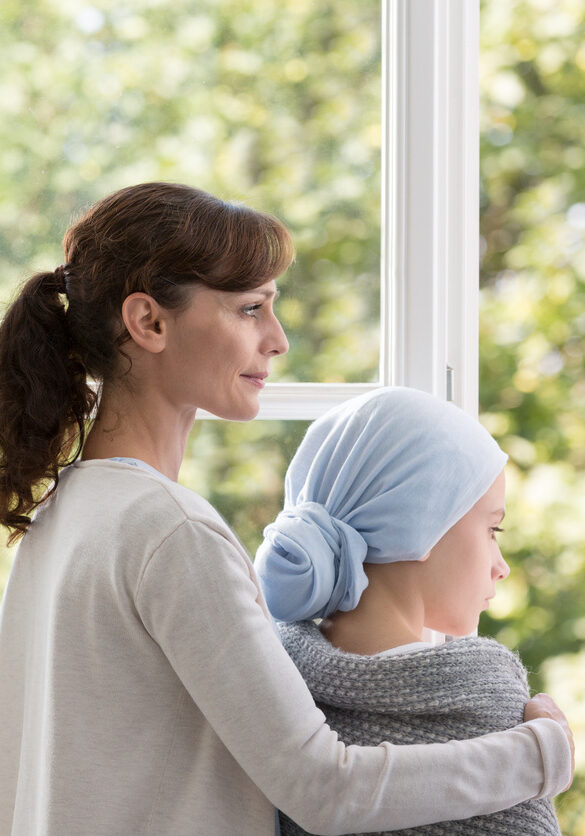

{"left": 0, "top": 460, "right": 570, "bottom": 836}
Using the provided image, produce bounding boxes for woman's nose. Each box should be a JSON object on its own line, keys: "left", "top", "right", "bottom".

{"left": 264, "top": 313, "right": 289, "bottom": 356}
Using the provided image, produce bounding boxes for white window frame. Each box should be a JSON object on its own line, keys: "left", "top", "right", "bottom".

{"left": 200, "top": 0, "right": 480, "bottom": 421}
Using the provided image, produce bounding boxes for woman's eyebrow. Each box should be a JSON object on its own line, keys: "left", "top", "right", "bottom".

{"left": 242, "top": 288, "right": 280, "bottom": 301}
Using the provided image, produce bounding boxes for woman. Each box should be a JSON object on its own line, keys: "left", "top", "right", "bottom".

{"left": 0, "top": 183, "right": 572, "bottom": 836}
{"left": 256, "top": 387, "right": 567, "bottom": 834}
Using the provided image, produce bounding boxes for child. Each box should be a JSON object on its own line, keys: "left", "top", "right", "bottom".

{"left": 256, "top": 386, "right": 563, "bottom": 835}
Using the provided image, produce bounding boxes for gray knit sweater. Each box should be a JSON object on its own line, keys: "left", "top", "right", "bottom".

{"left": 278, "top": 622, "right": 561, "bottom": 836}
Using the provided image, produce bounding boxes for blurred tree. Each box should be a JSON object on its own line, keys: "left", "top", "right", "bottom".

{"left": 479, "top": 0, "right": 585, "bottom": 828}
{"left": 0, "top": 0, "right": 381, "bottom": 382}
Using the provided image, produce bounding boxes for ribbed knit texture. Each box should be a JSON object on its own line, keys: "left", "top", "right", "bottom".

{"left": 278, "top": 622, "right": 561, "bottom": 836}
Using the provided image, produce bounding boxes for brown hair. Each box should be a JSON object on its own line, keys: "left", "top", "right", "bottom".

{"left": 0, "top": 182, "right": 294, "bottom": 543}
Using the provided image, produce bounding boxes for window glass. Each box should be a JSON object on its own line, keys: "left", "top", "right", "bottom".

{"left": 0, "top": 0, "right": 381, "bottom": 383}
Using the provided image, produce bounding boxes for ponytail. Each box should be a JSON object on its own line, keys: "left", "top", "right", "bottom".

{"left": 0, "top": 269, "right": 95, "bottom": 543}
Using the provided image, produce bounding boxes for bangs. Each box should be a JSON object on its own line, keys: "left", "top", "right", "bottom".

{"left": 206, "top": 204, "right": 296, "bottom": 291}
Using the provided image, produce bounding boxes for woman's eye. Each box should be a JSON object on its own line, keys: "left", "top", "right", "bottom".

{"left": 490, "top": 527, "right": 504, "bottom": 539}
{"left": 242, "top": 304, "right": 262, "bottom": 317}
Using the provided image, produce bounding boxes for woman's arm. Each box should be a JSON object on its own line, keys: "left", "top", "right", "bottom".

{"left": 137, "top": 519, "right": 572, "bottom": 835}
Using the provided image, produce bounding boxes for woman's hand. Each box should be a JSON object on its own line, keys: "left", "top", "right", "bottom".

{"left": 524, "top": 693, "right": 575, "bottom": 791}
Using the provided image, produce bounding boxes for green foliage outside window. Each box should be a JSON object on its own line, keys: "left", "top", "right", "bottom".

{"left": 480, "top": 1, "right": 585, "bottom": 829}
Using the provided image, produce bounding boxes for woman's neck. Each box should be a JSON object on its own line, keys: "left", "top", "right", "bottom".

{"left": 320, "top": 562, "right": 426, "bottom": 655}
{"left": 82, "top": 382, "right": 195, "bottom": 482}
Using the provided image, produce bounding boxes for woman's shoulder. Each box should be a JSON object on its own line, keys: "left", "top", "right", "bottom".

{"left": 66, "top": 459, "right": 218, "bottom": 516}
{"left": 39, "top": 459, "right": 254, "bottom": 588}
{"left": 50, "top": 459, "right": 238, "bottom": 556}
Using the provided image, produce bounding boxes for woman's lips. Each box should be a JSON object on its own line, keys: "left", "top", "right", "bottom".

{"left": 241, "top": 373, "right": 267, "bottom": 388}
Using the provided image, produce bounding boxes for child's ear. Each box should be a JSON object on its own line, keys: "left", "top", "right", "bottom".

{"left": 122, "top": 293, "right": 167, "bottom": 354}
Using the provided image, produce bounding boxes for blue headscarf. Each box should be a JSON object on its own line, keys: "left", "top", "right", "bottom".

{"left": 255, "top": 387, "right": 507, "bottom": 623}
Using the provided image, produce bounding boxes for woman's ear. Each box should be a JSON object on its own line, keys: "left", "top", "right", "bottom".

{"left": 121, "top": 293, "right": 167, "bottom": 354}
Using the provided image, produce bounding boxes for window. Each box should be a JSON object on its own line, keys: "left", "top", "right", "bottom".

{"left": 209, "top": 0, "right": 481, "bottom": 420}
{"left": 0, "top": 0, "right": 479, "bottom": 569}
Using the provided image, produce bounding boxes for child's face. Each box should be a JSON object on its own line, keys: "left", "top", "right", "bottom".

{"left": 420, "top": 469, "right": 509, "bottom": 636}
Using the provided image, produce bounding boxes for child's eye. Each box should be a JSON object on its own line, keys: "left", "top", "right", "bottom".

{"left": 490, "top": 527, "right": 504, "bottom": 539}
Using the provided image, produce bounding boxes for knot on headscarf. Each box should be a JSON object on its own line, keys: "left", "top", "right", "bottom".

{"left": 256, "top": 501, "right": 368, "bottom": 622}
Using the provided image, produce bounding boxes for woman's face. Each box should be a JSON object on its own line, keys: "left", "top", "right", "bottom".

{"left": 160, "top": 279, "right": 289, "bottom": 420}
{"left": 420, "top": 469, "right": 509, "bottom": 636}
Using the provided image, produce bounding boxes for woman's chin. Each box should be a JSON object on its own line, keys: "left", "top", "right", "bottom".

{"left": 205, "top": 400, "right": 260, "bottom": 422}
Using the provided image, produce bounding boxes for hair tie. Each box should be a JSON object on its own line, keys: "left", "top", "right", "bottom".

{"left": 53, "top": 264, "right": 71, "bottom": 295}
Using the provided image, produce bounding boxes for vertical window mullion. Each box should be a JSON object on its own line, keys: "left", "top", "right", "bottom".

{"left": 445, "top": 1, "right": 480, "bottom": 416}
{"left": 384, "top": 0, "right": 479, "bottom": 413}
